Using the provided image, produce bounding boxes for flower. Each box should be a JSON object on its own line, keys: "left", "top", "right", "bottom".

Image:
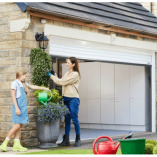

{"left": 34, "top": 102, "right": 69, "bottom": 123}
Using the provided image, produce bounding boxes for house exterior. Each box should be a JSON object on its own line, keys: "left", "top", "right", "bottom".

{"left": 1, "top": 2, "right": 157, "bottom": 147}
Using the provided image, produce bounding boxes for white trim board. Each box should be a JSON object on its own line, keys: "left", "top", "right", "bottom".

{"left": 45, "top": 24, "right": 157, "bottom": 52}
{"left": 151, "top": 53, "right": 156, "bottom": 132}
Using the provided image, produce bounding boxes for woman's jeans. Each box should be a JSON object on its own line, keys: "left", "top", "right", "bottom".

{"left": 64, "top": 97, "right": 80, "bottom": 135}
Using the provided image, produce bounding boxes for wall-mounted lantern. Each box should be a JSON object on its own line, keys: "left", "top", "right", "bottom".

{"left": 35, "top": 32, "right": 49, "bottom": 51}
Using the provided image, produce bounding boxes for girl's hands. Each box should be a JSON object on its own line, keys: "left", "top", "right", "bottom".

{"left": 16, "top": 108, "right": 21, "bottom": 116}
{"left": 43, "top": 87, "right": 50, "bottom": 92}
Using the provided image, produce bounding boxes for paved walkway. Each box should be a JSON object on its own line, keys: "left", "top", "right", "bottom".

{"left": 57, "top": 127, "right": 142, "bottom": 143}
{"left": 0, "top": 128, "right": 154, "bottom": 155}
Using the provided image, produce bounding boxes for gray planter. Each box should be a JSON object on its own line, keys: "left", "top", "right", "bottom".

{"left": 36, "top": 120, "right": 60, "bottom": 148}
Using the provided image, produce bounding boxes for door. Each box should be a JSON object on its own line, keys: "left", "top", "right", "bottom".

{"left": 87, "top": 62, "right": 101, "bottom": 123}
{"left": 78, "top": 63, "right": 88, "bottom": 123}
{"left": 115, "top": 64, "right": 130, "bottom": 124}
{"left": 130, "top": 65, "right": 146, "bottom": 125}
{"left": 101, "top": 63, "right": 115, "bottom": 124}
{"left": 78, "top": 62, "right": 101, "bottom": 123}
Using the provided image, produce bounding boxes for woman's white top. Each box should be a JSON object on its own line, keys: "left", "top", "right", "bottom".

{"left": 50, "top": 71, "right": 80, "bottom": 98}
{"left": 11, "top": 79, "right": 29, "bottom": 98}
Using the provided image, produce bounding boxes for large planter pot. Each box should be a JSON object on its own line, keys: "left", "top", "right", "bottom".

{"left": 36, "top": 120, "right": 60, "bottom": 148}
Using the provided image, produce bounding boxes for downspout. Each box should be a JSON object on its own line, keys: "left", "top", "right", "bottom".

{"left": 151, "top": 2, "right": 153, "bottom": 13}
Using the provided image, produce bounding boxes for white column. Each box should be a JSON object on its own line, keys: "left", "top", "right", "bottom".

{"left": 151, "top": 52, "right": 156, "bottom": 132}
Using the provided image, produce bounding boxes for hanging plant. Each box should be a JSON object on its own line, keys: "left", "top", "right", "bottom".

{"left": 30, "top": 48, "right": 53, "bottom": 87}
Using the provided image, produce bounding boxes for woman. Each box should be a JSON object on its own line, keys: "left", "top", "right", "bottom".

{"left": 47, "top": 57, "right": 81, "bottom": 147}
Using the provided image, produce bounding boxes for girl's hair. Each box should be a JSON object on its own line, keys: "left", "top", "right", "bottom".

{"left": 68, "top": 57, "right": 81, "bottom": 78}
{"left": 16, "top": 68, "right": 29, "bottom": 96}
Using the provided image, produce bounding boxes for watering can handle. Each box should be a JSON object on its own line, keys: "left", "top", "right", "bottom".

{"left": 92, "top": 136, "right": 113, "bottom": 154}
{"left": 40, "top": 90, "right": 52, "bottom": 106}
{"left": 47, "top": 90, "right": 52, "bottom": 101}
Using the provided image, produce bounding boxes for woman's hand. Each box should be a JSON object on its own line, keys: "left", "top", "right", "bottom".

{"left": 47, "top": 72, "right": 52, "bottom": 77}
{"left": 50, "top": 70, "right": 55, "bottom": 75}
{"left": 15, "top": 107, "right": 21, "bottom": 116}
{"left": 46, "top": 70, "right": 55, "bottom": 77}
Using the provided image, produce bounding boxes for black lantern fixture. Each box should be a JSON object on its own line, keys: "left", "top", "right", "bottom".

{"left": 35, "top": 32, "right": 49, "bottom": 51}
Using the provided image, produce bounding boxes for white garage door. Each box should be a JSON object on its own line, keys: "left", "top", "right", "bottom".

{"left": 49, "top": 36, "right": 152, "bottom": 65}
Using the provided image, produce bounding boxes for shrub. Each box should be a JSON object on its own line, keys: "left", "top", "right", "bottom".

{"left": 30, "top": 48, "right": 52, "bottom": 87}
{"left": 153, "top": 145, "right": 157, "bottom": 154}
{"left": 146, "top": 139, "right": 157, "bottom": 146}
{"left": 145, "top": 143, "right": 154, "bottom": 154}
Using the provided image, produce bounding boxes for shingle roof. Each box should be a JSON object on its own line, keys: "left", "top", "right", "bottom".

{"left": 16, "top": 2, "right": 157, "bottom": 35}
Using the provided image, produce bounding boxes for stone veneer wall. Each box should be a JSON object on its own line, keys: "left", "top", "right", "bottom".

{"left": 0, "top": 2, "right": 157, "bottom": 147}
{"left": 0, "top": 2, "right": 39, "bottom": 147}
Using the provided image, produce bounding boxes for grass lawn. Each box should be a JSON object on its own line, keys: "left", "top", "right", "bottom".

{"left": 24, "top": 148, "right": 122, "bottom": 155}
{"left": 116, "top": 149, "right": 122, "bottom": 154}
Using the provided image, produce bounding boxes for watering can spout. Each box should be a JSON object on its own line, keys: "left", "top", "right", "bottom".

{"left": 115, "top": 142, "right": 120, "bottom": 152}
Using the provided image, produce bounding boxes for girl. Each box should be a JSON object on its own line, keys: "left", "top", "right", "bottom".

{"left": 47, "top": 57, "right": 81, "bottom": 147}
{"left": 0, "top": 68, "right": 49, "bottom": 152}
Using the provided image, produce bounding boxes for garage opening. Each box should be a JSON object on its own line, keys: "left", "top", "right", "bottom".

{"left": 50, "top": 57, "right": 152, "bottom": 132}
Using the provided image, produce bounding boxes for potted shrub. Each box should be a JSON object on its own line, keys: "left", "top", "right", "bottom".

{"left": 30, "top": 48, "right": 69, "bottom": 148}
{"left": 33, "top": 88, "right": 69, "bottom": 148}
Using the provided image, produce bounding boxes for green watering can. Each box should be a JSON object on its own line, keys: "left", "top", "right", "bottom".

{"left": 38, "top": 90, "right": 52, "bottom": 106}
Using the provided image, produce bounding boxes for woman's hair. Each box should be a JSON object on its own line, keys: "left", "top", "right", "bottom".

{"left": 16, "top": 68, "right": 29, "bottom": 96}
{"left": 68, "top": 57, "right": 81, "bottom": 78}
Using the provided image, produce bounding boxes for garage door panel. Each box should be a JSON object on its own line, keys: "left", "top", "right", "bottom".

{"left": 88, "top": 100, "right": 101, "bottom": 123}
{"left": 115, "top": 99, "right": 130, "bottom": 124}
{"left": 130, "top": 99, "right": 145, "bottom": 125}
{"left": 101, "top": 100, "right": 114, "bottom": 124}
{"left": 79, "top": 100, "right": 88, "bottom": 123}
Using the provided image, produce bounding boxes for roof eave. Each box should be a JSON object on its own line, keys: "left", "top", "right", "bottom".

{"left": 16, "top": 3, "right": 157, "bottom": 37}
{"left": 16, "top": 2, "right": 29, "bottom": 13}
